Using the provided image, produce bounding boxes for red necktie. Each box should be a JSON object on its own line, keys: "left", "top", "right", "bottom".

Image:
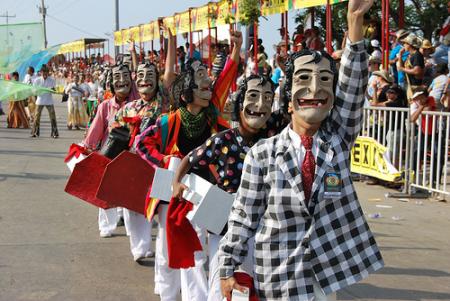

{"left": 301, "top": 136, "right": 315, "bottom": 204}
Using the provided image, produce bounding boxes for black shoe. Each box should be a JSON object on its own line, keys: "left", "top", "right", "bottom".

{"left": 30, "top": 134, "right": 37, "bottom": 138}
{"left": 52, "top": 134, "right": 59, "bottom": 139}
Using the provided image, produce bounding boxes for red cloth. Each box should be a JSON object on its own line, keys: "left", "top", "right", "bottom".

{"left": 122, "top": 116, "right": 142, "bottom": 147}
{"left": 440, "top": 24, "right": 450, "bottom": 37}
{"left": 64, "top": 143, "right": 88, "bottom": 163}
{"left": 301, "top": 136, "right": 315, "bottom": 204}
{"left": 420, "top": 97, "right": 436, "bottom": 135}
{"left": 227, "top": 272, "right": 259, "bottom": 301}
{"left": 166, "top": 197, "right": 203, "bottom": 269}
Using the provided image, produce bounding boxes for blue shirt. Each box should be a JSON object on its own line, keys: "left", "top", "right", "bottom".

{"left": 390, "top": 44, "right": 409, "bottom": 85}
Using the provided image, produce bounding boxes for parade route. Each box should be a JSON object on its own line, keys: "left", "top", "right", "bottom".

{"left": 1, "top": 101, "right": 450, "bottom": 301}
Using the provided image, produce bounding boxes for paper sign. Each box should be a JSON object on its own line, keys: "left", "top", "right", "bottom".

{"left": 183, "top": 173, "right": 234, "bottom": 235}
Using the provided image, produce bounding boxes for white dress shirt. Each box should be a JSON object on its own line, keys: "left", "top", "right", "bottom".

{"left": 287, "top": 125, "right": 320, "bottom": 167}
{"left": 33, "top": 76, "right": 55, "bottom": 105}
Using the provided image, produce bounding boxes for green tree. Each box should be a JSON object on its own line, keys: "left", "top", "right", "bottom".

{"left": 294, "top": 0, "right": 448, "bottom": 48}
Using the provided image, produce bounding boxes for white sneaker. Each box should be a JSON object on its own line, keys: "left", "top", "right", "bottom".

{"left": 145, "top": 251, "right": 155, "bottom": 258}
{"left": 133, "top": 254, "right": 145, "bottom": 261}
{"left": 100, "top": 231, "right": 113, "bottom": 238}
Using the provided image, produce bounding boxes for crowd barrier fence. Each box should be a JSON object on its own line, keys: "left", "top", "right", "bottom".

{"left": 360, "top": 106, "right": 450, "bottom": 198}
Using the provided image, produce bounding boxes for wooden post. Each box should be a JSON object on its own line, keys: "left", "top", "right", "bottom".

{"left": 253, "top": 22, "right": 258, "bottom": 74}
{"left": 326, "top": 0, "right": 333, "bottom": 54}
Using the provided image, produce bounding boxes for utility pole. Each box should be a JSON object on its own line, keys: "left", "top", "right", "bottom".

{"left": 0, "top": 11, "right": 16, "bottom": 46}
{"left": 114, "top": 0, "right": 120, "bottom": 58}
{"left": 38, "top": 0, "right": 48, "bottom": 48}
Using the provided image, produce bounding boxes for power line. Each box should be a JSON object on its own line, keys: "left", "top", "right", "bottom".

{"left": 46, "top": 13, "right": 104, "bottom": 39}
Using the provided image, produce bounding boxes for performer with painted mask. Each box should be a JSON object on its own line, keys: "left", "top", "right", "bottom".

{"left": 136, "top": 29, "right": 243, "bottom": 301}
{"left": 219, "top": 0, "right": 384, "bottom": 300}
{"left": 112, "top": 61, "right": 170, "bottom": 261}
{"left": 171, "top": 74, "right": 275, "bottom": 301}
{"left": 81, "top": 63, "right": 136, "bottom": 238}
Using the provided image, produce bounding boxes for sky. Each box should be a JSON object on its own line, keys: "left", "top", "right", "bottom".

{"left": 1, "top": 0, "right": 299, "bottom": 58}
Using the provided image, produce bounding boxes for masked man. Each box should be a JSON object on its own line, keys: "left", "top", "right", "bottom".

{"left": 82, "top": 64, "right": 135, "bottom": 238}
{"left": 171, "top": 74, "right": 277, "bottom": 301}
{"left": 219, "top": 0, "right": 383, "bottom": 300}
{"left": 136, "top": 30, "right": 242, "bottom": 301}
{"left": 112, "top": 62, "right": 167, "bottom": 261}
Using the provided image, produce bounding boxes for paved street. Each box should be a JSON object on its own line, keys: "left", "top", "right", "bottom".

{"left": 1, "top": 101, "right": 450, "bottom": 301}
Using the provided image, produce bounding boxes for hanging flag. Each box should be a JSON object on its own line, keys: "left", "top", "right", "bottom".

{"left": 0, "top": 79, "right": 57, "bottom": 101}
{"left": 0, "top": 22, "right": 44, "bottom": 74}
{"left": 261, "top": 0, "right": 287, "bottom": 16}
{"left": 16, "top": 45, "right": 61, "bottom": 80}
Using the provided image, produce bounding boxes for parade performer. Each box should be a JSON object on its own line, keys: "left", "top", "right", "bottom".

{"left": 112, "top": 62, "right": 169, "bottom": 261}
{"left": 65, "top": 74, "right": 89, "bottom": 130}
{"left": 82, "top": 63, "right": 135, "bottom": 238}
{"left": 171, "top": 74, "right": 276, "bottom": 301}
{"left": 31, "top": 65, "right": 59, "bottom": 138}
{"left": 7, "top": 72, "right": 30, "bottom": 129}
{"left": 219, "top": 0, "right": 384, "bottom": 300}
{"left": 136, "top": 30, "right": 243, "bottom": 301}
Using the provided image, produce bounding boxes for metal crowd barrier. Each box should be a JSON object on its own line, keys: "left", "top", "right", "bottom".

{"left": 361, "top": 106, "right": 450, "bottom": 198}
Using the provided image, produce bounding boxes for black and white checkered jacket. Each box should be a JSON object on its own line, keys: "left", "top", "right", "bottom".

{"left": 218, "top": 40, "right": 384, "bottom": 300}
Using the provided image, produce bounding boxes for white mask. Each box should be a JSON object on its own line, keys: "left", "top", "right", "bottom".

{"left": 241, "top": 78, "right": 274, "bottom": 129}
{"left": 291, "top": 54, "right": 334, "bottom": 124}
{"left": 136, "top": 63, "right": 157, "bottom": 95}
{"left": 112, "top": 65, "right": 131, "bottom": 97}
{"left": 191, "top": 62, "right": 212, "bottom": 107}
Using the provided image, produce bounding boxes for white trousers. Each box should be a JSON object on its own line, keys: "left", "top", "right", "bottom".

{"left": 208, "top": 234, "right": 255, "bottom": 301}
{"left": 155, "top": 204, "right": 208, "bottom": 301}
{"left": 123, "top": 208, "right": 153, "bottom": 259}
{"left": 98, "top": 208, "right": 118, "bottom": 235}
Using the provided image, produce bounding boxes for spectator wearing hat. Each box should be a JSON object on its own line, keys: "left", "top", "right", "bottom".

{"left": 365, "top": 55, "right": 382, "bottom": 106}
{"left": 307, "top": 26, "right": 324, "bottom": 51}
{"left": 398, "top": 33, "right": 425, "bottom": 99}
{"left": 389, "top": 29, "right": 410, "bottom": 86}
{"left": 370, "top": 69, "right": 394, "bottom": 104}
{"left": 432, "top": 1, "right": 450, "bottom": 70}
{"left": 371, "top": 84, "right": 408, "bottom": 159}
{"left": 369, "top": 39, "right": 382, "bottom": 60}
{"left": 410, "top": 87, "right": 436, "bottom": 175}
{"left": 420, "top": 39, "right": 436, "bottom": 86}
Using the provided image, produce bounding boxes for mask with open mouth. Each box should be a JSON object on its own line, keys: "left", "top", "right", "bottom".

{"left": 136, "top": 63, "right": 158, "bottom": 95}
{"left": 291, "top": 53, "right": 335, "bottom": 124}
{"left": 112, "top": 65, "right": 131, "bottom": 97}
{"left": 191, "top": 60, "right": 212, "bottom": 106}
{"left": 242, "top": 78, "right": 274, "bottom": 129}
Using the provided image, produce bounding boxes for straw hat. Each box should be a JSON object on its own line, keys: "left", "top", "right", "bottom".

{"left": 401, "top": 33, "right": 422, "bottom": 49}
{"left": 395, "top": 29, "right": 410, "bottom": 40}
{"left": 420, "top": 39, "right": 435, "bottom": 53}
{"left": 372, "top": 70, "right": 394, "bottom": 83}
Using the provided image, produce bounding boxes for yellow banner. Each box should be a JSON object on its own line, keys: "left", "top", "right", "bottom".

{"left": 262, "top": 0, "right": 287, "bottom": 16}
{"left": 216, "top": 0, "right": 233, "bottom": 26}
{"left": 175, "top": 11, "right": 191, "bottom": 34}
{"left": 163, "top": 16, "right": 177, "bottom": 36}
{"left": 192, "top": 5, "right": 210, "bottom": 32}
{"left": 141, "top": 23, "right": 153, "bottom": 42}
{"left": 57, "top": 39, "right": 85, "bottom": 54}
{"left": 113, "top": 32, "right": 121, "bottom": 46}
{"left": 128, "top": 26, "right": 141, "bottom": 43}
{"left": 351, "top": 136, "right": 402, "bottom": 182}
{"left": 291, "top": 0, "right": 327, "bottom": 9}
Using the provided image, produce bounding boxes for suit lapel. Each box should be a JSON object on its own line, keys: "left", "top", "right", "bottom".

{"left": 275, "top": 128, "right": 310, "bottom": 214}
{"left": 310, "top": 130, "right": 335, "bottom": 210}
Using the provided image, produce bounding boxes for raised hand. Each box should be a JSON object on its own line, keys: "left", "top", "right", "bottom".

{"left": 230, "top": 29, "right": 243, "bottom": 47}
{"left": 348, "top": 0, "right": 375, "bottom": 17}
{"left": 347, "top": 0, "right": 376, "bottom": 42}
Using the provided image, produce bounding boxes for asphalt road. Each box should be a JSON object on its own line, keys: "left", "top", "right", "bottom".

{"left": 1, "top": 100, "right": 449, "bottom": 301}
